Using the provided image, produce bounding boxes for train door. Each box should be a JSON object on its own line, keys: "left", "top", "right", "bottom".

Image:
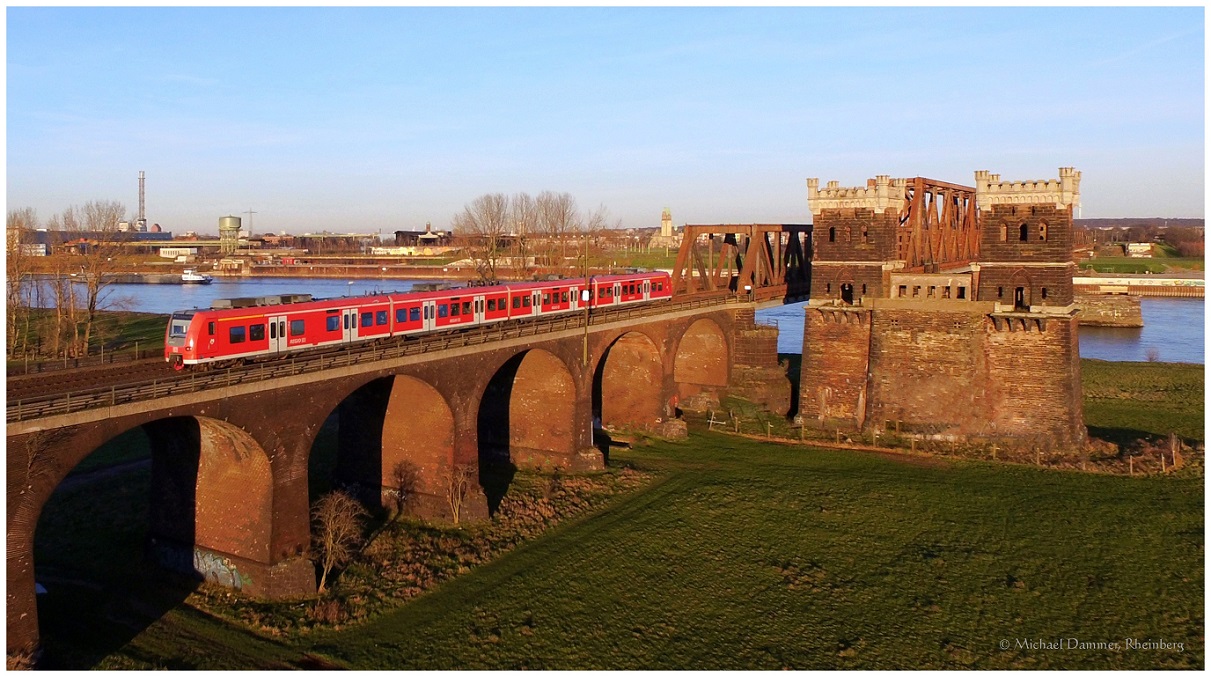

{"left": 342, "top": 308, "right": 358, "bottom": 342}
{"left": 422, "top": 301, "right": 437, "bottom": 331}
{"left": 532, "top": 291, "right": 542, "bottom": 317}
{"left": 643, "top": 279, "right": 651, "bottom": 301}
{"left": 473, "top": 295, "right": 486, "bottom": 324}
{"left": 614, "top": 282, "right": 623, "bottom": 304}
{"left": 268, "top": 314, "right": 288, "bottom": 353}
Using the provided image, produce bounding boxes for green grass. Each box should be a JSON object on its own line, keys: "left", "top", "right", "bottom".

{"left": 1081, "top": 360, "right": 1204, "bottom": 447}
{"left": 39, "top": 432, "right": 1203, "bottom": 670}
{"left": 1081, "top": 257, "right": 1204, "bottom": 274}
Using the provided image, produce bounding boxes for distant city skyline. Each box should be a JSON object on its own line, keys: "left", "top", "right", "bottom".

{"left": 7, "top": 6, "right": 1205, "bottom": 235}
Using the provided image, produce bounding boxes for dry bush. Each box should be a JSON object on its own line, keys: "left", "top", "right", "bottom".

{"left": 444, "top": 464, "right": 475, "bottom": 525}
{"left": 311, "top": 490, "right": 369, "bottom": 593}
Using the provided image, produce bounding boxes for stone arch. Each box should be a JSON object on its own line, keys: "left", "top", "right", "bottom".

{"left": 145, "top": 416, "right": 273, "bottom": 589}
{"left": 477, "top": 349, "right": 579, "bottom": 514}
{"left": 319, "top": 375, "right": 455, "bottom": 517}
{"left": 381, "top": 375, "right": 455, "bottom": 515}
{"left": 593, "top": 331, "right": 665, "bottom": 430}
{"left": 478, "top": 348, "right": 578, "bottom": 468}
{"left": 673, "top": 317, "right": 729, "bottom": 408}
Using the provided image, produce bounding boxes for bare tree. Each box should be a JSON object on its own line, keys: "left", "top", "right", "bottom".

{"left": 536, "top": 191, "right": 581, "bottom": 275}
{"left": 310, "top": 490, "right": 368, "bottom": 593}
{"left": 443, "top": 464, "right": 475, "bottom": 525}
{"left": 6, "top": 208, "right": 37, "bottom": 357}
{"left": 508, "top": 192, "right": 539, "bottom": 279}
{"left": 452, "top": 193, "right": 509, "bottom": 282}
{"left": 74, "top": 200, "right": 128, "bottom": 356}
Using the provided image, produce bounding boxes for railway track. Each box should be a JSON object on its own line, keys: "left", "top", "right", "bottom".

{"left": 7, "top": 294, "right": 739, "bottom": 424}
{"left": 7, "top": 359, "right": 177, "bottom": 402}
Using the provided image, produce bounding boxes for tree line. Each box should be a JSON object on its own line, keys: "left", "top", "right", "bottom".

{"left": 7, "top": 201, "right": 131, "bottom": 360}
{"left": 451, "top": 191, "right": 617, "bottom": 282}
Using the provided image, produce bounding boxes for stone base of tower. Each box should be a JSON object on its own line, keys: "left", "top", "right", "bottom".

{"left": 799, "top": 299, "right": 1085, "bottom": 448}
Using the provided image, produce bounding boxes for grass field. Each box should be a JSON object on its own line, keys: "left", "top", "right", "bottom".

{"left": 36, "top": 428, "right": 1203, "bottom": 670}
{"left": 1082, "top": 256, "right": 1205, "bottom": 274}
{"left": 1081, "top": 360, "right": 1204, "bottom": 447}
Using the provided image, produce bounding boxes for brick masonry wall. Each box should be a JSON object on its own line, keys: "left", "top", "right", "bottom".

{"left": 979, "top": 204, "right": 1074, "bottom": 261}
{"left": 866, "top": 307, "right": 989, "bottom": 432}
{"left": 984, "top": 314, "right": 1085, "bottom": 446}
{"left": 800, "top": 303, "right": 1085, "bottom": 445}
{"left": 811, "top": 263, "right": 886, "bottom": 302}
{"left": 976, "top": 204, "right": 1075, "bottom": 306}
{"left": 976, "top": 264, "right": 1076, "bottom": 306}
{"left": 1073, "top": 292, "right": 1143, "bottom": 327}
{"left": 812, "top": 208, "right": 901, "bottom": 262}
{"left": 799, "top": 307, "right": 872, "bottom": 427}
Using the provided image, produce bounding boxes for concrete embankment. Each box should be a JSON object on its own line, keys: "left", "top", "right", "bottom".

{"left": 1073, "top": 292, "right": 1143, "bottom": 327}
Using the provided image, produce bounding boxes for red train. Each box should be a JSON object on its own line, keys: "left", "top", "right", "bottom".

{"left": 164, "top": 272, "right": 672, "bottom": 369}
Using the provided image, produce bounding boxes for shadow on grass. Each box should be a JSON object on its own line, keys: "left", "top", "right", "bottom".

{"left": 1087, "top": 424, "right": 1176, "bottom": 449}
{"left": 36, "top": 565, "right": 200, "bottom": 669}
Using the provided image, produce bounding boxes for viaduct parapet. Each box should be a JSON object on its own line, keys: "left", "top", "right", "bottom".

{"left": 800, "top": 167, "right": 1085, "bottom": 447}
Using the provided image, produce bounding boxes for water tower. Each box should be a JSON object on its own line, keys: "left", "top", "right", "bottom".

{"left": 219, "top": 215, "right": 242, "bottom": 254}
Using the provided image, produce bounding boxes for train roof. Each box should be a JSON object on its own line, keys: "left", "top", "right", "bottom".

{"left": 173, "top": 271, "right": 666, "bottom": 317}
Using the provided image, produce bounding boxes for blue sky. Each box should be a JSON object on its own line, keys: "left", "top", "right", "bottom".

{"left": 6, "top": 6, "right": 1205, "bottom": 235}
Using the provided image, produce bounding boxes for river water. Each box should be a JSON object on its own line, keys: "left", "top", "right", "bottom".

{"left": 758, "top": 297, "right": 1204, "bottom": 365}
{"left": 66, "top": 277, "right": 1207, "bottom": 365}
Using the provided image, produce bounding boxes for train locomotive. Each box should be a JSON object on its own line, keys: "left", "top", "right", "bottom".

{"left": 164, "top": 271, "right": 672, "bottom": 370}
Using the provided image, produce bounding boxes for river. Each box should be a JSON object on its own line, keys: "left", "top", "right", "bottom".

{"left": 758, "top": 297, "right": 1204, "bottom": 364}
{"left": 56, "top": 277, "right": 1207, "bottom": 365}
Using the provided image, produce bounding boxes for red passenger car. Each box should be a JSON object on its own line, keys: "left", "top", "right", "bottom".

{"left": 165, "top": 272, "right": 672, "bottom": 369}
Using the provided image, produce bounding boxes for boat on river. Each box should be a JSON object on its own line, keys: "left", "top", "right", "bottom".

{"left": 181, "top": 269, "right": 214, "bottom": 285}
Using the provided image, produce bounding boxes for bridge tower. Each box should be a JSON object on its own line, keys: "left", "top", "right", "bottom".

{"left": 800, "top": 168, "right": 1084, "bottom": 448}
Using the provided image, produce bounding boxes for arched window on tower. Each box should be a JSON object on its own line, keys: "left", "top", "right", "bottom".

{"left": 1039, "top": 222, "right": 1048, "bottom": 241}
{"left": 828, "top": 227, "right": 835, "bottom": 243}
{"left": 1018, "top": 223, "right": 1029, "bottom": 242}
{"left": 999, "top": 224, "right": 1008, "bottom": 242}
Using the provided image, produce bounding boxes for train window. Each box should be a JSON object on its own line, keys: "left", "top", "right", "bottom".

{"left": 487, "top": 299, "right": 495, "bottom": 311}
{"left": 463, "top": 301, "right": 472, "bottom": 315}
{"left": 291, "top": 319, "right": 306, "bottom": 336}
{"left": 512, "top": 297, "right": 521, "bottom": 309}
{"left": 543, "top": 293, "right": 550, "bottom": 305}
{"left": 561, "top": 291, "right": 568, "bottom": 303}
{"left": 361, "top": 312, "right": 373, "bottom": 327}
{"left": 439, "top": 305, "right": 449, "bottom": 318}
{"left": 328, "top": 316, "right": 341, "bottom": 332}
{"left": 270, "top": 323, "right": 276, "bottom": 340}
{"left": 410, "top": 307, "right": 421, "bottom": 322}
{"left": 250, "top": 324, "right": 265, "bottom": 341}
{"left": 376, "top": 310, "right": 388, "bottom": 326}
{"left": 451, "top": 303, "right": 461, "bottom": 316}
{"left": 343, "top": 314, "right": 349, "bottom": 330}
{"left": 208, "top": 321, "right": 215, "bottom": 336}
{"left": 396, "top": 308, "right": 406, "bottom": 323}
{"left": 229, "top": 326, "right": 246, "bottom": 344}
{"left": 522, "top": 296, "right": 530, "bottom": 308}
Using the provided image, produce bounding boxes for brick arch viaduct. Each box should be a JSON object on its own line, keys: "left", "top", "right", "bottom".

{"left": 7, "top": 303, "right": 777, "bottom": 655}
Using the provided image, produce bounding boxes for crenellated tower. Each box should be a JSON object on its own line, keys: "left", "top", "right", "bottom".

{"left": 800, "top": 167, "right": 1085, "bottom": 449}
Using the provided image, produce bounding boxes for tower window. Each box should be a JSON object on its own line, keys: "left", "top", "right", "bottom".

{"left": 1039, "top": 223, "right": 1048, "bottom": 241}
{"left": 828, "top": 227, "right": 835, "bottom": 243}
{"left": 1000, "top": 224, "right": 1008, "bottom": 242}
{"left": 1019, "top": 223, "right": 1029, "bottom": 241}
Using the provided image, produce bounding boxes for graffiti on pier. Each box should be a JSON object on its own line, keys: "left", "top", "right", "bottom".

{"left": 149, "top": 539, "right": 253, "bottom": 590}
